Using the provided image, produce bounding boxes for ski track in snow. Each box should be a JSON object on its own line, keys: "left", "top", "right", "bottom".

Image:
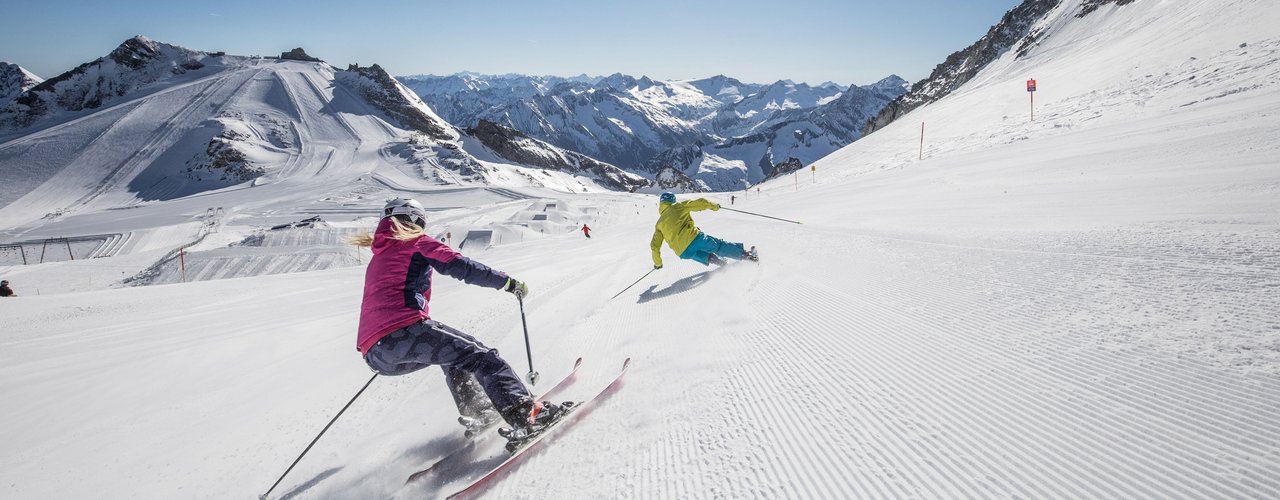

{"left": 395, "top": 202, "right": 1280, "bottom": 500}
{"left": 4, "top": 3, "right": 1280, "bottom": 498}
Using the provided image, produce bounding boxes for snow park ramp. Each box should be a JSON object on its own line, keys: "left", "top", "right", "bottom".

{"left": 458, "top": 229, "right": 493, "bottom": 250}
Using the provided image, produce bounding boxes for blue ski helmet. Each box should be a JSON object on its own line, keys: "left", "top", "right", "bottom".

{"left": 659, "top": 192, "right": 676, "bottom": 204}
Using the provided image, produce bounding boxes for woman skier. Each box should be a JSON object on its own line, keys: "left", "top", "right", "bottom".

{"left": 650, "top": 192, "right": 757, "bottom": 269}
{"left": 352, "top": 198, "right": 564, "bottom": 436}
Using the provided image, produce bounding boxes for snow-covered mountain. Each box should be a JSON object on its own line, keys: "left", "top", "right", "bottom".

{"left": 0, "top": 63, "right": 42, "bottom": 103}
{"left": 644, "top": 75, "right": 909, "bottom": 190}
{"left": 705, "top": 79, "right": 844, "bottom": 137}
{"left": 403, "top": 72, "right": 904, "bottom": 190}
{"left": 0, "top": 37, "right": 646, "bottom": 233}
{"left": 3, "top": 0, "right": 1279, "bottom": 498}
{"left": 682, "top": 74, "right": 765, "bottom": 106}
{"left": 863, "top": 0, "right": 1061, "bottom": 135}
{"left": 0, "top": 36, "right": 216, "bottom": 130}
{"left": 467, "top": 74, "right": 716, "bottom": 174}
{"left": 398, "top": 73, "right": 595, "bottom": 130}
{"left": 462, "top": 119, "right": 649, "bottom": 192}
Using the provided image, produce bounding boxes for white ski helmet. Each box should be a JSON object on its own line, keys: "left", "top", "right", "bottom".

{"left": 382, "top": 197, "right": 427, "bottom": 228}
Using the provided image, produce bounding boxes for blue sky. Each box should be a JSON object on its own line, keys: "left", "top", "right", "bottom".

{"left": 2, "top": 0, "right": 1022, "bottom": 86}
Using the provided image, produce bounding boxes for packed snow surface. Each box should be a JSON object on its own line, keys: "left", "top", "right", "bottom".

{"left": 2, "top": 0, "right": 1279, "bottom": 498}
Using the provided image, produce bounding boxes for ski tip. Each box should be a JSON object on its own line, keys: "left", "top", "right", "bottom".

{"left": 573, "top": 356, "right": 583, "bottom": 368}
{"left": 621, "top": 357, "right": 632, "bottom": 370}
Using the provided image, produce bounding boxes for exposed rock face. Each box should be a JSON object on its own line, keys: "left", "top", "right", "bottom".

{"left": 342, "top": 64, "right": 454, "bottom": 141}
{"left": 706, "top": 79, "right": 844, "bottom": 138}
{"left": 863, "top": 0, "right": 1062, "bottom": 136}
{"left": 1, "top": 36, "right": 208, "bottom": 129}
{"left": 638, "top": 75, "right": 907, "bottom": 190}
{"left": 763, "top": 157, "right": 805, "bottom": 181}
{"left": 0, "top": 63, "right": 43, "bottom": 103}
{"left": 652, "top": 166, "right": 703, "bottom": 193}
{"left": 642, "top": 144, "right": 706, "bottom": 175}
{"left": 186, "top": 128, "right": 259, "bottom": 182}
{"left": 406, "top": 71, "right": 904, "bottom": 190}
{"left": 466, "top": 120, "right": 649, "bottom": 192}
{"left": 862, "top": 0, "right": 1143, "bottom": 137}
{"left": 1078, "top": 0, "right": 1138, "bottom": 17}
{"left": 279, "top": 48, "right": 321, "bottom": 62}
{"left": 481, "top": 84, "right": 712, "bottom": 170}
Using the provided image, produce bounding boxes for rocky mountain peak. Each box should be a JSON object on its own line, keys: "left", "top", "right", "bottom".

{"left": 863, "top": 0, "right": 1063, "bottom": 136}
{"left": 465, "top": 119, "right": 648, "bottom": 191}
{"left": 342, "top": 63, "right": 453, "bottom": 141}
{"left": 109, "top": 36, "right": 164, "bottom": 69}
{"left": 652, "top": 166, "right": 703, "bottom": 193}
{"left": 280, "top": 48, "right": 322, "bottom": 62}
{"left": 2, "top": 36, "right": 209, "bottom": 128}
{"left": 0, "top": 62, "right": 43, "bottom": 102}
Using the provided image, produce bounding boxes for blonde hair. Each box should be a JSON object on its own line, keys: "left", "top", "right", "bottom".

{"left": 347, "top": 217, "right": 425, "bottom": 247}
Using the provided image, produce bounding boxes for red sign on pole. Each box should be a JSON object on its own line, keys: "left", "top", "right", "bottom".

{"left": 1027, "top": 79, "right": 1038, "bottom": 121}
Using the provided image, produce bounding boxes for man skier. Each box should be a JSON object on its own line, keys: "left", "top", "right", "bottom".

{"left": 0, "top": 280, "right": 14, "bottom": 297}
{"left": 581, "top": 224, "right": 592, "bottom": 239}
{"left": 650, "top": 192, "right": 757, "bottom": 269}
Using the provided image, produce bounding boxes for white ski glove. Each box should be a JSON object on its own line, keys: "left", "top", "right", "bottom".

{"left": 504, "top": 278, "right": 529, "bottom": 300}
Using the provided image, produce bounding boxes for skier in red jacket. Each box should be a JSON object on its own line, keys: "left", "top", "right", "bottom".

{"left": 581, "top": 224, "right": 591, "bottom": 239}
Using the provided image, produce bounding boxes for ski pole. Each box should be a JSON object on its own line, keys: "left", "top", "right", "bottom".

{"left": 719, "top": 206, "right": 802, "bottom": 225}
{"left": 261, "top": 373, "right": 379, "bottom": 500}
{"left": 610, "top": 268, "right": 656, "bottom": 301}
{"left": 518, "top": 295, "right": 539, "bottom": 385}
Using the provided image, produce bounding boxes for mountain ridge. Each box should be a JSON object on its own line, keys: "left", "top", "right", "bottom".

{"left": 0, "top": 37, "right": 650, "bottom": 231}
{"left": 402, "top": 72, "right": 906, "bottom": 190}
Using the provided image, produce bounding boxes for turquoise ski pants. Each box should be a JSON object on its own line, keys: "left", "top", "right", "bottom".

{"left": 679, "top": 232, "right": 746, "bottom": 265}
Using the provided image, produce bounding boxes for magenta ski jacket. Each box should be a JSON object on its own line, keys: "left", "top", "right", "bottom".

{"left": 357, "top": 219, "right": 511, "bottom": 353}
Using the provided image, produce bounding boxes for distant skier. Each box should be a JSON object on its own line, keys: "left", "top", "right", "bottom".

{"left": 581, "top": 224, "right": 592, "bottom": 239}
{"left": 730, "top": 195, "right": 736, "bottom": 205}
{"left": 650, "top": 192, "right": 757, "bottom": 269}
{"left": 0, "top": 280, "right": 14, "bottom": 297}
{"left": 350, "top": 198, "right": 564, "bottom": 436}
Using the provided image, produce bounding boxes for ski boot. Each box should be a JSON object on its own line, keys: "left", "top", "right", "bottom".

{"left": 457, "top": 408, "right": 502, "bottom": 438}
{"left": 498, "top": 400, "right": 575, "bottom": 452}
{"left": 744, "top": 246, "right": 759, "bottom": 262}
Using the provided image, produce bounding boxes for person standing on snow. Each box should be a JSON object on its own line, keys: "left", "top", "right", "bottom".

{"left": 0, "top": 280, "right": 14, "bottom": 297}
{"left": 581, "top": 224, "right": 592, "bottom": 239}
{"left": 650, "top": 192, "right": 757, "bottom": 269}
{"left": 350, "top": 198, "right": 564, "bottom": 435}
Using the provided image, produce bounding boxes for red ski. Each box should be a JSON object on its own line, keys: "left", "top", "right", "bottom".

{"left": 445, "top": 357, "right": 631, "bottom": 500}
{"left": 405, "top": 357, "right": 583, "bottom": 485}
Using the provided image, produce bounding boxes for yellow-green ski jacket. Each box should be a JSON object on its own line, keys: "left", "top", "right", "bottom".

{"left": 650, "top": 198, "right": 720, "bottom": 268}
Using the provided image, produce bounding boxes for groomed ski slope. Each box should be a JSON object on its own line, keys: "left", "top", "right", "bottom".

{"left": 1, "top": 0, "right": 1279, "bottom": 498}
